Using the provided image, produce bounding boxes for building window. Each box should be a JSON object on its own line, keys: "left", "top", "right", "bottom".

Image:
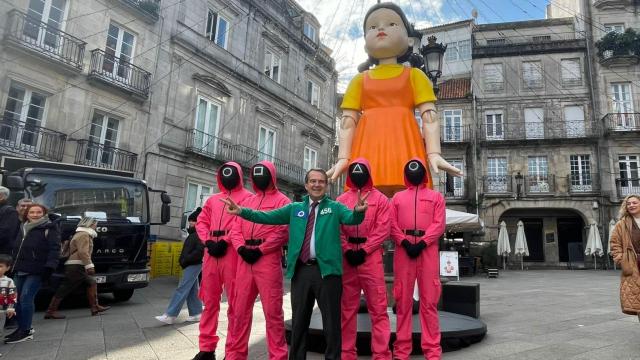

{"left": 522, "top": 61, "right": 543, "bottom": 89}
{"left": 307, "top": 80, "right": 320, "bottom": 107}
{"left": 561, "top": 58, "right": 582, "bottom": 87}
{"left": 485, "top": 111, "right": 504, "bottom": 140}
{"left": 444, "top": 159, "right": 464, "bottom": 197}
{"left": 303, "top": 22, "right": 317, "bottom": 42}
{"left": 193, "top": 96, "right": 221, "bottom": 154}
{"left": 258, "top": 125, "right": 276, "bottom": 161}
{"left": 206, "top": 9, "right": 229, "bottom": 49}
{"left": 570, "top": 155, "right": 592, "bottom": 192}
{"left": 24, "top": 0, "right": 67, "bottom": 47}
{"left": 444, "top": 40, "right": 471, "bottom": 62}
{"left": 564, "top": 106, "right": 586, "bottom": 138}
{"left": 303, "top": 146, "right": 318, "bottom": 171}
{"left": 483, "top": 63, "right": 504, "bottom": 91}
{"left": 524, "top": 108, "right": 544, "bottom": 139}
{"left": 610, "top": 83, "right": 636, "bottom": 129}
{"left": 527, "top": 156, "right": 549, "bottom": 192}
{"left": 619, "top": 155, "right": 640, "bottom": 196}
{"left": 443, "top": 109, "right": 462, "bottom": 142}
{"left": 183, "top": 181, "right": 212, "bottom": 229}
{"left": 103, "top": 23, "right": 136, "bottom": 81}
{"left": 87, "top": 112, "right": 120, "bottom": 166}
{"left": 604, "top": 23, "right": 625, "bottom": 34}
{"left": 264, "top": 49, "right": 281, "bottom": 83}
{"left": 2, "top": 82, "right": 48, "bottom": 147}
{"left": 487, "top": 157, "right": 508, "bottom": 192}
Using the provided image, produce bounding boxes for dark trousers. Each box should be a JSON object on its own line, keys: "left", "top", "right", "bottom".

{"left": 289, "top": 263, "right": 342, "bottom": 360}
{"left": 54, "top": 265, "right": 95, "bottom": 299}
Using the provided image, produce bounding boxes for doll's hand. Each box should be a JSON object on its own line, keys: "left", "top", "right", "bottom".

{"left": 327, "top": 158, "right": 349, "bottom": 183}
{"left": 428, "top": 153, "right": 463, "bottom": 177}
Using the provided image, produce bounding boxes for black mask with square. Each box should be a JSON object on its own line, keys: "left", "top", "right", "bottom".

{"left": 252, "top": 164, "right": 272, "bottom": 191}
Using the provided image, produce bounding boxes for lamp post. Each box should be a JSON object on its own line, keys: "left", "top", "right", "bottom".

{"left": 515, "top": 172, "right": 524, "bottom": 199}
{"left": 420, "top": 35, "right": 447, "bottom": 95}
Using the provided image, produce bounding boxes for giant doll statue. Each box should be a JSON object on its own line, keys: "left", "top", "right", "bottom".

{"left": 327, "top": 2, "right": 462, "bottom": 196}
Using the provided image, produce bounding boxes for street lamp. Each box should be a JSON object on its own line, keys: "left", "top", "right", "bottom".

{"left": 515, "top": 172, "right": 524, "bottom": 199}
{"left": 420, "top": 35, "right": 447, "bottom": 94}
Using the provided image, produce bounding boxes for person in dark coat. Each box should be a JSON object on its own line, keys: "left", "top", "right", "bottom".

{"left": 155, "top": 208, "right": 204, "bottom": 324}
{"left": 6, "top": 203, "right": 60, "bottom": 344}
{"left": 0, "top": 187, "right": 20, "bottom": 255}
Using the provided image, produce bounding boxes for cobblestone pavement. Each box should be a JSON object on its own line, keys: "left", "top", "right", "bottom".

{"left": 1, "top": 269, "right": 638, "bottom": 359}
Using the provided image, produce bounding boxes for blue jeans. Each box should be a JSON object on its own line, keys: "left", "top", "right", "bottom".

{"left": 166, "top": 264, "right": 203, "bottom": 317}
{"left": 14, "top": 273, "right": 42, "bottom": 331}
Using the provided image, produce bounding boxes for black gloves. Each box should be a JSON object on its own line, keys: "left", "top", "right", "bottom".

{"left": 41, "top": 267, "right": 54, "bottom": 283}
{"left": 205, "top": 240, "right": 228, "bottom": 258}
{"left": 401, "top": 240, "right": 427, "bottom": 259}
{"left": 238, "top": 246, "right": 263, "bottom": 264}
{"left": 345, "top": 249, "right": 367, "bottom": 266}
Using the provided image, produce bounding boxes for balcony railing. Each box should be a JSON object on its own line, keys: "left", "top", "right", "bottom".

{"left": 119, "top": 0, "right": 160, "bottom": 23}
{"left": 435, "top": 177, "right": 467, "bottom": 199}
{"left": 524, "top": 175, "right": 555, "bottom": 194}
{"left": 4, "top": 10, "right": 85, "bottom": 71}
{"left": 74, "top": 140, "right": 137, "bottom": 172}
{"left": 482, "top": 175, "right": 514, "bottom": 194}
{"left": 441, "top": 125, "right": 471, "bottom": 143}
{"left": 480, "top": 120, "right": 597, "bottom": 141}
{"left": 185, "top": 129, "right": 306, "bottom": 185}
{"left": 567, "top": 173, "right": 600, "bottom": 193}
{"left": 88, "top": 49, "right": 151, "bottom": 100}
{"left": 0, "top": 117, "right": 66, "bottom": 161}
{"left": 616, "top": 178, "right": 640, "bottom": 198}
{"left": 603, "top": 113, "right": 640, "bottom": 132}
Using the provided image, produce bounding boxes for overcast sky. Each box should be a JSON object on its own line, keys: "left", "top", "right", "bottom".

{"left": 295, "top": 0, "right": 551, "bottom": 91}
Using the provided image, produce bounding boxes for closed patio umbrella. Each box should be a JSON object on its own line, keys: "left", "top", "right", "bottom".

{"left": 497, "top": 221, "right": 511, "bottom": 270}
{"left": 514, "top": 220, "right": 529, "bottom": 270}
{"left": 608, "top": 219, "right": 617, "bottom": 270}
{"left": 585, "top": 220, "right": 604, "bottom": 269}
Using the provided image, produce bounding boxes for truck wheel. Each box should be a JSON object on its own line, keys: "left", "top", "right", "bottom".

{"left": 113, "top": 289, "right": 134, "bottom": 302}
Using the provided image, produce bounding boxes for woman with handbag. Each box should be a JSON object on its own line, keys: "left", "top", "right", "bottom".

{"left": 610, "top": 194, "right": 640, "bottom": 321}
{"left": 44, "top": 217, "right": 110, "bottom": 319}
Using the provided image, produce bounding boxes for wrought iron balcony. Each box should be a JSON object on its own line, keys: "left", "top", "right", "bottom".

{"left": 480, "top": 120, "right": 597, "bottom": 142}
{"left": 441, "top": 125, "right": 471, "bottom": 144}
{"left": 186, "top": 129, "right": 235, "bottom": 161}
{"left": 4, "top": 10, "right": 85, "bottom": 72}
{"left": 566, "top": 173, "right": 600, "bottom": 193}
{"left": 483, "top": 174, "right": 557, "bottom": 197}
{"left": 524, "top": 175, "right": 555, "bottom": 194}
{"left": 435, "top": 177, "right": 467, "bottom": 199}
{"left": 482, "top": 175, "right": 514, "bottom": 195}
{"left": 118, "top": 0, "right": 160, "bottom": 23}
{"left": 603, "top": 113, "right": 640, "bottom": 133}
{"left": 74, "top": 140, "right": 137, "bottom": 172}
{"left": 616, "top": 178, "right": 640, "bottom": 198}
{"left": 0, "top": 117, "right": 66, "bottom": 161}
{"left": 87, "top": 49, "right": 151, "bottom": 100}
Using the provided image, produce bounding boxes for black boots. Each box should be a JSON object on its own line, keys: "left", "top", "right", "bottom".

{"left": 192, "top": 351, "right": 215, "bottom": 360}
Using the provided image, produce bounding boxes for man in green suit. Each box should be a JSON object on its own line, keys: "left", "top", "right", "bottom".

{"left": 222, "top": 168, "right": 369, "bottom": 360}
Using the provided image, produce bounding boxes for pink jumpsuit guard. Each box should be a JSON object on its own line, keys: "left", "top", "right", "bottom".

{"left": 337, "top": 157, "right": 392, "bottom": 360}
{"left": 196, "top": 162, "right": 252, "bottom": 354}
{"left": 226, "top": 161, "right": 290, "bottom": 360}
{"left": 390, "top": 158, "right": 446, "bottom": 360}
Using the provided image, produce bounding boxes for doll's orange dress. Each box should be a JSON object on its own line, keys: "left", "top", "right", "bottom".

{"left": 342, "top": 64, "right": 436, "bottom": 196}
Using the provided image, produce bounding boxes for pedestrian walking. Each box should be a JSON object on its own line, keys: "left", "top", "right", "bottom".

{"left": 0, "top": 187, "right": 20, "bottom": 255}
{"left": 222, "top": 168, "right": 369, "bottom": 360}
{"left": 192, "top": 162, "right": 252, "bottom": 360}
{"left": 610, "top": 194, "right": 640, "bottom": 321}
{"left": 6, "top": 203, "right": 60, "bottom": 344}
{"left": 225, "top": 161, "right": 290, "bottom": 360}
{"left": 155, "top": 208, "right": 204, "bottom": 325}
{"left": 0, "top": 254, "right": 17, "bottom": 356}
{"left": 44, "top": 217, "right": 110, "bottom": 319}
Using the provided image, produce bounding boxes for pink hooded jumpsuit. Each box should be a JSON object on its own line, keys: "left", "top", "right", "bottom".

{"left": 337, "top": 158, "right": 392, "bottom": 360}
{"left": 196, "top": 162, "right": 252, "bottom": 353}
{"left": 390, "top": 158, "right": 446, "bottom": 360}
{"left": 226, "top": 161, "right": 290, "bottom": 360}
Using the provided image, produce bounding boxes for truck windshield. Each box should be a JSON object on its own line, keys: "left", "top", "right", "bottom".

{"left": 26, "top": 173, "right": 148, "bottom": 223}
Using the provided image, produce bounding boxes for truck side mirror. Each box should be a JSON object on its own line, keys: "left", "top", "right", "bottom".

{"left": 161, "top": 203, "right": 170, "bottom": 224}
{"left": 161, "top": 193, "right": 171, "bottom": 204}
{"left": 6, "top": 175, "right": 24, "bottom": 189}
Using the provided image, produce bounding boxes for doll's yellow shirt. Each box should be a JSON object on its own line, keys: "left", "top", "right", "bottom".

{"left": 341, "top": 64, "right": 437, "bottom": 111}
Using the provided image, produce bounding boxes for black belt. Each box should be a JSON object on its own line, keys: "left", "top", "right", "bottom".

{"left": 297, "top": 258, "right": 317, "bottom": 266}
{"left": 245, "top": 239, "right": 264, "bottom": 246}
{"left": 210, "top": 230, "right": 227, "bottom": 237}
{"left": 348, "top": 237, "right": 367, "bottom": 244}
{"left": 404, "top": 229, "right": 425, "bottom": 237}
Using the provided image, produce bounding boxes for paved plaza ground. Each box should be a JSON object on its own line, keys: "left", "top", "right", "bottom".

{"left": 1, "top": 269, "right": 639, "bottom": 359}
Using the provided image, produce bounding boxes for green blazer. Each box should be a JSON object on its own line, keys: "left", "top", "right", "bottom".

{"left": 239, "top": 194, "right": 364, "bottom": 278}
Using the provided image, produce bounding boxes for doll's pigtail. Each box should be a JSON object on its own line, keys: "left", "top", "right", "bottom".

{"left": 357, "top": 56, "right": 379, "bottom": 73}
{"left": 397, "top": 47, "right": 424, "bottom": 70}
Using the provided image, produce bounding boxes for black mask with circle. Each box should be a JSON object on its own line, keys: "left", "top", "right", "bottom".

{"left": 219, "top": 164, "right": 240, "bottom": 190}
{"left": 348, "top": 162, "right": 370, "bottom": 189}
{"left": 252, "top": 164, "right": 272, "bottom": 191}
{"left": 405, "top": 160, "right": 426, "bottom": 186}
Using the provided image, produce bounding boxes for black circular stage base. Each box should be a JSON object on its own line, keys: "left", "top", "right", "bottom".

{"left": 284, "top": 309, "right": 487, "bottom": 355}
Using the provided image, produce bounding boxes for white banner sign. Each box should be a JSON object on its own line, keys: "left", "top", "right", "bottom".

{"left": 440, "top": 251, "right": 459, "bottom": 277}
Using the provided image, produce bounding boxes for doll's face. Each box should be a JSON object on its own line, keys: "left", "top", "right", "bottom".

{"left": 364, "top": 8, "right": 409, "bottom": 60}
